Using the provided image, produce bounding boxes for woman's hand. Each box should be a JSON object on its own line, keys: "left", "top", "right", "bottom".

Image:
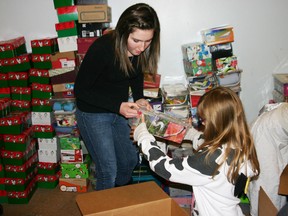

{"left": 119, "top": 102, "right": 140, "bottom": 118}
{"left": 135, "top": 98, "right": 152, "bottom": 111}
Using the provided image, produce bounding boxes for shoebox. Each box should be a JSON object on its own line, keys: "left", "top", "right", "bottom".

{"left": 52, "top": 82, "right": 74, "bottom": 94}
{"left": 3, "top": 127, "right": 33, "bottom": 151}
{"left": 77, "top": 22, "right": 109, "bottom": 38}
{"left": 50, "top": 68, "right": 77, "bottom": 85}
{"left": 201, "top": 25, "right": 234, "bottom": 46}
{"left": 36, "top": 171, "right": 61, "bottom": 189}
{"left": 32, "top": 125, "right": 55, "bottom": 138}
{"left": 31, "top": 37, "right": 58, "bottom": 55}
{"left": 5, "top": 153, "right": 38, "bottom": 178}
{"left": 0, "top": 111, "right": 31, "bottom": 135}
{"left": 144, "top": 73, "right": 161, "bottom": 88}
{"left": 31, "top": 54, "right": 52, "bottom": 69}
{"left": 31, "top": 111, "right": 54, "bottom": 125}
{"left": 143, "top": 88, "right": 159, "bottom": 99}
{"left": 59, "top": 136, "right": 80, "bottom": 150}
{"left": 61, "top": 155, "right": 90, "bottom": 179}
{"left": 10, "top": 100, "right": 31, "bottom": 112}
{"left": 8, "top": 71, "right": 28, "bottom": 87}
{"left": 0, "top": 36, "right": 27, "bottom": 59}
{"left": 76, "top": 181, "right": 189, "bottom": 216}
{"left": 0, "top": 190, "right": 7, "bottom": 204}
{"left": 61, "top": 149, "right": 83, "bottom": 163}
{"left": 0, "top": 178, "right": 5, "bottom": 190}
{"left": 0, "top": 87, "right": 10, "bottom": 99}
{"left": 51, "top": 51, "right": 77, "bottom": 69}
{"left": 38, "top": 137, "right": 59, "bottom": 150}
{"left": 0, "top": 98, "right": 11, "bottom": 117}
{"left": 77, "top": 4, "right": 111, "bottom": 23}
{"left": 183, "top": 58, "right": 213, "bottom": 77}
{"left": 31, "top": 83, "right": 53, "bottom": 99}
{"left": 7, "top": 178, "right": 37, "bottom": 204}
{"left": 56, "top": 21, "right": 78, "bottom": 38}
{"left": 1, "top": 138, "right": 37, "bottom": 166}
{"left": 0, "top": 164, "right": 5, "bottom": 178}
{"left": 31, "top": 98, "right": 52, "bottom": 112}
{"left": 11, "top": 86, "right": 31, "bottom": 101}
{"left": 37, "top": 162, "right": 61, "bottom": 175}
{"left": 0, "top": 54, "right": 31, "bottom": 73}
{"left": 0, "top": 74, "right": 8, "bottom": 87}
{"left": 53, "top": 91, "right": 75, "bottom": 99}
{"left": 181, "top": 42, "right": 211, "bottom": 61}
{"left": 5, "top": 168, "right": 36, "bottom": 191}
{"left": 215, "top": 55, "right": 238, "bottom": 74}
{"left": 29, "top": 68, "right": 50, "bottom": 84}
{"left": 57, "top": 5, "right": 78, "bottom": 23}
{"left": 53, "top": 0, "right": 74, "bottom": 9}
{"left": 57, "top": 36, "right": 78, "bottom": 52}
{"left": 59, "top": 177, "right": 88, "bottom": 192}
{"left": 138, "top": 108, "right": 190, "bottom": 144}
{"left": 209, "top": 42, "right": 233, "bottom": 60}
{"left": 38, "top": 148, "right": 61, "bottom": 163}
{"left": 75, "top": 0, "right": 108, "bottom": 4}
{"left": 273, "top": 73, "right": 288, "bottom": 97}
{"left": 77, "top": 37, "right": 97, "bottom": 54}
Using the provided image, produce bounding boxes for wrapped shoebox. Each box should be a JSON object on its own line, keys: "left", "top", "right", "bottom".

{"left": 37, "top": 162, "right": 61, "bottom": 175}
{"left": 5, "top": 153, "right": 38, "bottom": 178}
{"left": 57, "top": 5, "right": 78, "bottom": 23}
{"left": 53, "top": 0, "right": 74, "bottom": 9}
{"left": 11, "top": 100, "right": 31, "bottom": 112}
{"left": 31, "top": 54, "right": 52, "bottom": 69}
{"left": 0, "top": 111, "right": 31, "bottom": 135}
{"left": 51, "top": 51, "right": 77, "bottom": 69}
{"left": 61, "top": 149, "right": 83, "bottom": 163}
{"left": 31, "top": 83, "right": 53, "bottom": 99}
{"left": 273, "top": 73, "right": 288, "bottom": 96}
{"left": 31, "top": 111, "right": 54, "bottom": 125}
{"left": 1, "top": 138, "right": 37, "bottom": 166}
{"left": 7, "top": 178, "right": 37, "bottom": 204}
{"left": 3, "top": 127, "right": 33, "bottom": 151}
{"left": 215, "top": 55, "right": 238, "bottom": 74}
{"left": 59, "top": 136, "right": 81, "bottom": 150}
{"left": 59, "top": 177, "right": 88, "bottom": 192}
{"left": 183, "top": 58, "right": 213, "bottom": 77}
{"left": 38, "top": 148, "right": 61, "bottom": 163}
{"left": 77, "top": 37, "right": 97, "bottom": 54}
{"left": 76, "top": 181, "right": 189, "bottom": 216}
{"left": 139, "top": 108, "right": 190, "bottom": 144}
{"left": 31, "top": 37, "right": 58, "bottom": 55}
{"left": 0, "top": 74, "right": 8, "bottom": 87}
{"left": 0, "top": 87, "right": 10, "bottom": 99}
{"left": 0, "top": 54, "right": 31, "bottom": 73}
{"left": 11, "top": 87, "right": 31, "bottom": 101}
{"left": 61, "top": 156, "right": 90, "bottom": 178}
{"left": 161, "top": 84, "right": 189, "bottom": 106}
{"left": 209, "top": 42, "right": 233, "bottom": 59}
{"left": 31, "top": 98, "right": 52, "bottom": 112}
{"left": 55, "top": 21, "right": 78, "bottom": 38}
{"left": 181, "top": 42, "right": 211, "bottom": 61}
{"left": 29, "top": 68, "right": 50, "bottom": 84}
{"left": 77, "top": 4, "right": 111, "bottom": 23}
{"left": 201, "top": 25, "right": 234, "bottom": 46}
{"left": 163, "top": 105, "right": 190, "bottom": 120}
{"left": 0, "top": 36, "right": 27, "bottom": 59}
{"left": 38, "top": 137, "right": 59, "bottom": 150}
{"left": 8, "top": 72, "right": 28, "bottom": 87}
{"left": 33, "top": 125, "right": 55, "bottom": 138}
{"left": 57, "top": 36, "right": 78, "bottom": 53}
{"left": 36, "top": 171, "right": 61, "bottom": 189}
{"left": 5, "top": 169, "right": 36, "bottom": 191}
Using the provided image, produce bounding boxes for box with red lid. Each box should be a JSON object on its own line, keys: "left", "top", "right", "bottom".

{"left": 29, "top": 68, "right": 50, "bottom": 84}
{"left": 31, "top": 37, "right": 58, "bottom": 55}
{"left": 57, "top": 5, "right": 78, "bottom": 22}
{"left": 0, "top": 54, "right": 31, "bottom": 73}
{"left": 33, "top": 125, "right": 55, "bottom": 138}
{"left": 37, "top": 171, "right": 61, "bottom": 189}
{"left": 31, "top": 83, "right": 53, "bottom": 99}
{"left": 31, "top": 98, "right": 52, "bottom": 112}
{"left": 5, "top": 168, "right": 37, "bottom": 191}
{"left": 0, "top": 36, "right": 27, "bottom": 59}
{"left": 8, "top": 71, "right": 29, "bottom": 87}
{"left": 11, "top": 86, "right": 31, "bottom": 101}
{"left": 55, "top": 21, "right": 78, "bottom": 38}
{"left": 37, "top": 161, "right": 61, "bottom": 175}
{"left": 10, "top": 100, "right": 31, "bottom": 112}
{"left": 31, "top": 53, "right": 52, "bottom": 69}
{"left": 0, "top": 74, "right": 8, "bottom": 87}
{"left": 4, "top": 127, "right": 33, "bottom": 151}
{"left": 0, "top": 111, "right": 31, "bottom": 135}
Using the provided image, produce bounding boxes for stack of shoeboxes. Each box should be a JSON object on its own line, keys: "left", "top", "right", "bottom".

{"left": 30, "top": 37, "right": 60, "bottom": 190}
{"left": 0, "top": 37, "right": 38, "bottom": 204}
{"left": 182, "top": 25, "right": 242, "bottom": 128}
{"left": 272, "top": 73, "right": 288, "bottom": 103}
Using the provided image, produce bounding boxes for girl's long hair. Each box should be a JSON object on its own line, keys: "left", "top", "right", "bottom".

{"left": 197, "top": 87, "right": 260, "bottom": 184}
{"left": 112, "top": 3, "right": 160, "bottom": 76}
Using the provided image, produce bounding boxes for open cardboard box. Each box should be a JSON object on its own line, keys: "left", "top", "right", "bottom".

{"left": 258, "top": 164, "right": 288, "bottom": 216}
{"left": 76, "top": 181, "right": 189, "bottom": 216}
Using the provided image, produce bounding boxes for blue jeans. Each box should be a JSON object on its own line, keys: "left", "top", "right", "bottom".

{"left": 76, "top": 108, "right": 138, "bottom": 190}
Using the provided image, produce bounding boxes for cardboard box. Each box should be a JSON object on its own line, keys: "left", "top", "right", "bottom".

{"left": 76, "top": 181, "right": 189, "bottom": 216}
{"left": 77, "top": 5, "right": 111, "bottom": 23}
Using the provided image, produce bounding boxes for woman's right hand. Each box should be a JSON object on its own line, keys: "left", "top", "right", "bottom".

{"left": 119, "top": 102, "right": 140, "bottom": 118}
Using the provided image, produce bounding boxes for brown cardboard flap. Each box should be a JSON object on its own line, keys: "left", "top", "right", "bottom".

{"left": 258, "top": 187, "right": 278, "bottom": 216}
{"left": 278, "top": 165, "right": 288, "bottom": 195}
{"left": 76, "top": 181, "right": 189, "bottom": 216}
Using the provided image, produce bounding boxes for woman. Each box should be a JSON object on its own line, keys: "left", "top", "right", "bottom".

{"left": 74, "top": 3, "right": 160, "bottom": 190}
{"left": 134, "top": 87, "right": 260, "bottom": 216}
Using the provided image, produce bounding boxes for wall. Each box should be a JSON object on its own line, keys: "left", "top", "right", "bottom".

{"left": 0, "top": 0, "right": 287, "bottom": 123}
